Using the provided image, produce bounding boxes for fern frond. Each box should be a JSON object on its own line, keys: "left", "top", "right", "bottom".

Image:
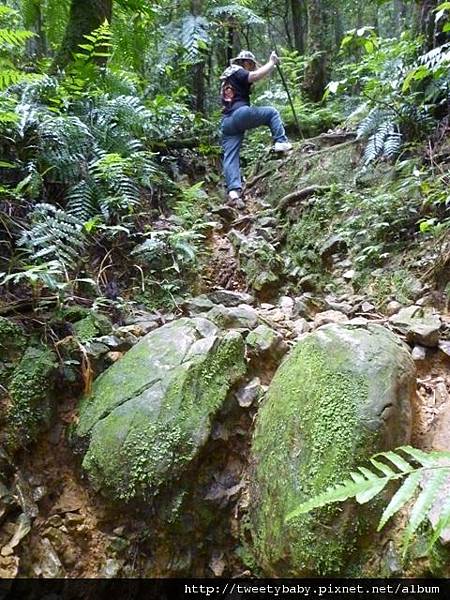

{"left": 378, "top": 471, "right": 422, "bottom": 530}
{"left": 384, "top": 131, "right": 402, "bottom": 158}
{"left": 37, "top": 115, "right": 93, "bottom": 180}
{"left": 286, "top": 446, "right": 450, "bottom": 555}
{"left": 0, "top": 28, "right": 35, "bottom": 49}
{"left": 357, "top": 108, "right": 386, "bottom": 139}
{"left": 210, "top": 4, "right": 265, "bottom": 26}
{"left": 66, "top": 181, "right": 99, "bottom": 221}
{"left": 403, "top": 468, "right": 449, "bottom": 553}
{"left": 419, "top": 42, "right": 450, "bottom": 71}
{"left": 20, "top": 203, "right": 86, "bottom": 271}
{"left": 180, "top": 15, "right": 210, "bottom": 63}
{"left": 362, "top": 117, "right": 401, "bottom": 165}
{"left": 429, "top": 492, "right": 450, "bottom": 548}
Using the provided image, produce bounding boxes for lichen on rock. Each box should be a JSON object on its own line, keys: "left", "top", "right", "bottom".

{"left": 248, "top": 323, "right": 415, "bottom": 576}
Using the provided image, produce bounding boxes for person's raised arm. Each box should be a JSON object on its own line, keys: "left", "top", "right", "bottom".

{"left": 248, "top": 51, "right": 280, "bottom": 83}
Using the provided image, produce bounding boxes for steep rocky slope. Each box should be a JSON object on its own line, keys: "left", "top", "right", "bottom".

{"left": 1, "top": 134, "right": 450, "bottom": 578}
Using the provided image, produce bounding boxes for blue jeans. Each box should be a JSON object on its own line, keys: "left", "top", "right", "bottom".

{"left": 221, "top": 105, "right": 288, "bottom": 193}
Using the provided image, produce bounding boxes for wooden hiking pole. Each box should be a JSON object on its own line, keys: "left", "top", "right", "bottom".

{"left": 268, "top": 23, "right": 304, "bottom": 139}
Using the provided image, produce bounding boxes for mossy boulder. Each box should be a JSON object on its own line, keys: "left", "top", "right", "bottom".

{"left": 4, "top": 345, "right": 57, "bottom": 452}
{"left": 75, "top": 317, "right": 246, "bottom": 503}
{"left": 0, "top": 317, "right": 27, "bottom": 385}
{"left": 72, "top": 312, "right": 112, "bottom": 343}
{"left": 248, "top": 324, "right": 415, "bottom": 576}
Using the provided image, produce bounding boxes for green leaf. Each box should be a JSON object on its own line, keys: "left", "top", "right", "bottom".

{"left": 403, "top": 469, "right": 450, "bottom": 554}
{"left": 402, "top": 65, "right": 431, "bottom": 92}
{"left": 370, "top": 458, "right": 396, "bottom": 478}
{"left": 78, "top": 43, "right": 94, "bottom": 51}
{"left": 378, "top": 471, "right": 422, "bottom": 530}
{"left": 356, "top": 478, "right": 389, "bottom": 504}
{"left": 378, "top": 449, "right": 414, "bottom": 473}
{"left": 286, "top": 476, "right": 378, "bottom": 521}
{"left": 364, "top": 40, "right": 375, "bottom": 54}
{"left": 429, "top": 494, "right": 450, "bottom": 548}
{"left": 401, "top": 446, "right": 435, "bottom": 467}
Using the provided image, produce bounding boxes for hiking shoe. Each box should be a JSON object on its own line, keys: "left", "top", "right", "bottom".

{"left": 273, "top": 141, "right": 293, "bottom": 152}
{"left": 227, "top": 189, "right": 245, "bottom": 210}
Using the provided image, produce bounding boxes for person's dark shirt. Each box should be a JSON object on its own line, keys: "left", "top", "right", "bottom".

{"left": 222, "top": 67, "right": 252, "bottom": 115}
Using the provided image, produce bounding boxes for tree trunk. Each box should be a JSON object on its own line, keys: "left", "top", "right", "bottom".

{"left": 291, "top": 0, "right": 305, "bottom": 54}
{"left": 303, "top": 0, "right": 332, "bottom": 102}
{"left": 334, "top": 6, "right": 344, "bottom": 49}
{"left": 24, "top": 1, "right": 47, "bottom": 59}
{"left": 190, "top": 0, "right": 205, "bottom": 114}
{"left": 52, "top": 0, "right": 112, "bottom": 71}
{"left": 418, "top": 0, "right": 439, "bottom": 49}
{"left": 395, "top": 0, "right": 407, "bottom": 35}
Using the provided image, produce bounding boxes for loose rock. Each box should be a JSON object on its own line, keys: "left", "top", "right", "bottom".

{"left": 206, "top": 289, "right": 255, "bottom": 307}
{"left": 411, "top": 345, "right": 427, "bottom": 361}
{"left": 206, "top": 305, "right": 259, "bottom": 330}
{"left": 246, "top": 325, "right": 288, "bottom": 358}
{"left": 235, "top": 378, "right": 263, "bottom": 408}
{"left": 75, "top": 318, "right": 246, "bottom": 504}
{"left": 313, "top": 310, "right": 349, "bottom": 328}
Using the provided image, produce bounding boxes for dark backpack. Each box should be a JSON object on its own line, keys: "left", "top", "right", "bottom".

{"left": 220, "top": 65, "right": 242, "bottom": 108}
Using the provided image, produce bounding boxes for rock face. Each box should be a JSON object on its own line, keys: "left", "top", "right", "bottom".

{"left": 0, "top": 316, "right": 57, "bottom": 454}
{"left": 248, "top": 324, "right": 415, "bottom": 576}
{"left": 75, "top": 318, "right": 246, "bottom": 503}
{"left": 389, "top": 305, "right": 441, "bottom": 348}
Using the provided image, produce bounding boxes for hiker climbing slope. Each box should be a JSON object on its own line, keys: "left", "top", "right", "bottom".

{"left": 220, "top": 50, "right": 293, "bottom": 207}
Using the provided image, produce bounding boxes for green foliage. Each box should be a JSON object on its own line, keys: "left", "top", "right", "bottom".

{"left": 173, "top": 181, "right": 209, "bottom": 227}
{"left": 327, "top": 31, "right": 446, "bottom": 165}
{"left": 19, "top": 203, "right": 86, "bottom": 272}
{"left": 0, "top": 13, "right": 207, "bottom": 305}
{"left": 287, "top": 446, "right": 450, "bottom": 558}
{"left": 131, "top": 223, "right": 207, "bottom": 275}
{"left": 340, "top": 26, "right": 379, "bottom": 55}
{"left": 357, "top": 108, "right": 402, "bottom": 164}
{"left": 209, "top": 4, "right": 264, "bottom": 26}
{"left": 0, "top": 5, "right": 35, "bottom": 90}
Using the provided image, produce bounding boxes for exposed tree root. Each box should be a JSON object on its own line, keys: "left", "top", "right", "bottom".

{"left": 301, "top": 131, "right": 357, "bottom": 147}
{"left": 278, "top": 184, "right": 332, "bottom": 211}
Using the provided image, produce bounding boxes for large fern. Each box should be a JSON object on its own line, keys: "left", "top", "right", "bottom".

{"left": 357, "top": 108, "right": 402, "bottom": 165}
{"left": 286, "top": 446, "right": 450, "bottom": 556}
{"left": 0, "top": 6, "right": 35, "bottom": 90}
{"left": 37, "top": 114, "right": 94, "bottom": 181}
{"left": 180, "top": 15, "right": 210, "bottom": 64}
{"left": 19, "top": 203, "right": 86, "bottom": 273}
{"left": 209, "top": 4, "right": 265, "bottom": 26}
{"left": 160, "top": 15, "right": 211, "bottom": 67}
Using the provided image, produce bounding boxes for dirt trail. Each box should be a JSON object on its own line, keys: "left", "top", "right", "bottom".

{"left": 11, "top": 396, "right": 111, "bottom": 577}
{"left": 414, "top": 352, "right": 450, "bottom": 452}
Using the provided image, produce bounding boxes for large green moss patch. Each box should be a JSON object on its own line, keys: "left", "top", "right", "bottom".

{"left": 248, "top": 324, "right": 415, "bottom": 576}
